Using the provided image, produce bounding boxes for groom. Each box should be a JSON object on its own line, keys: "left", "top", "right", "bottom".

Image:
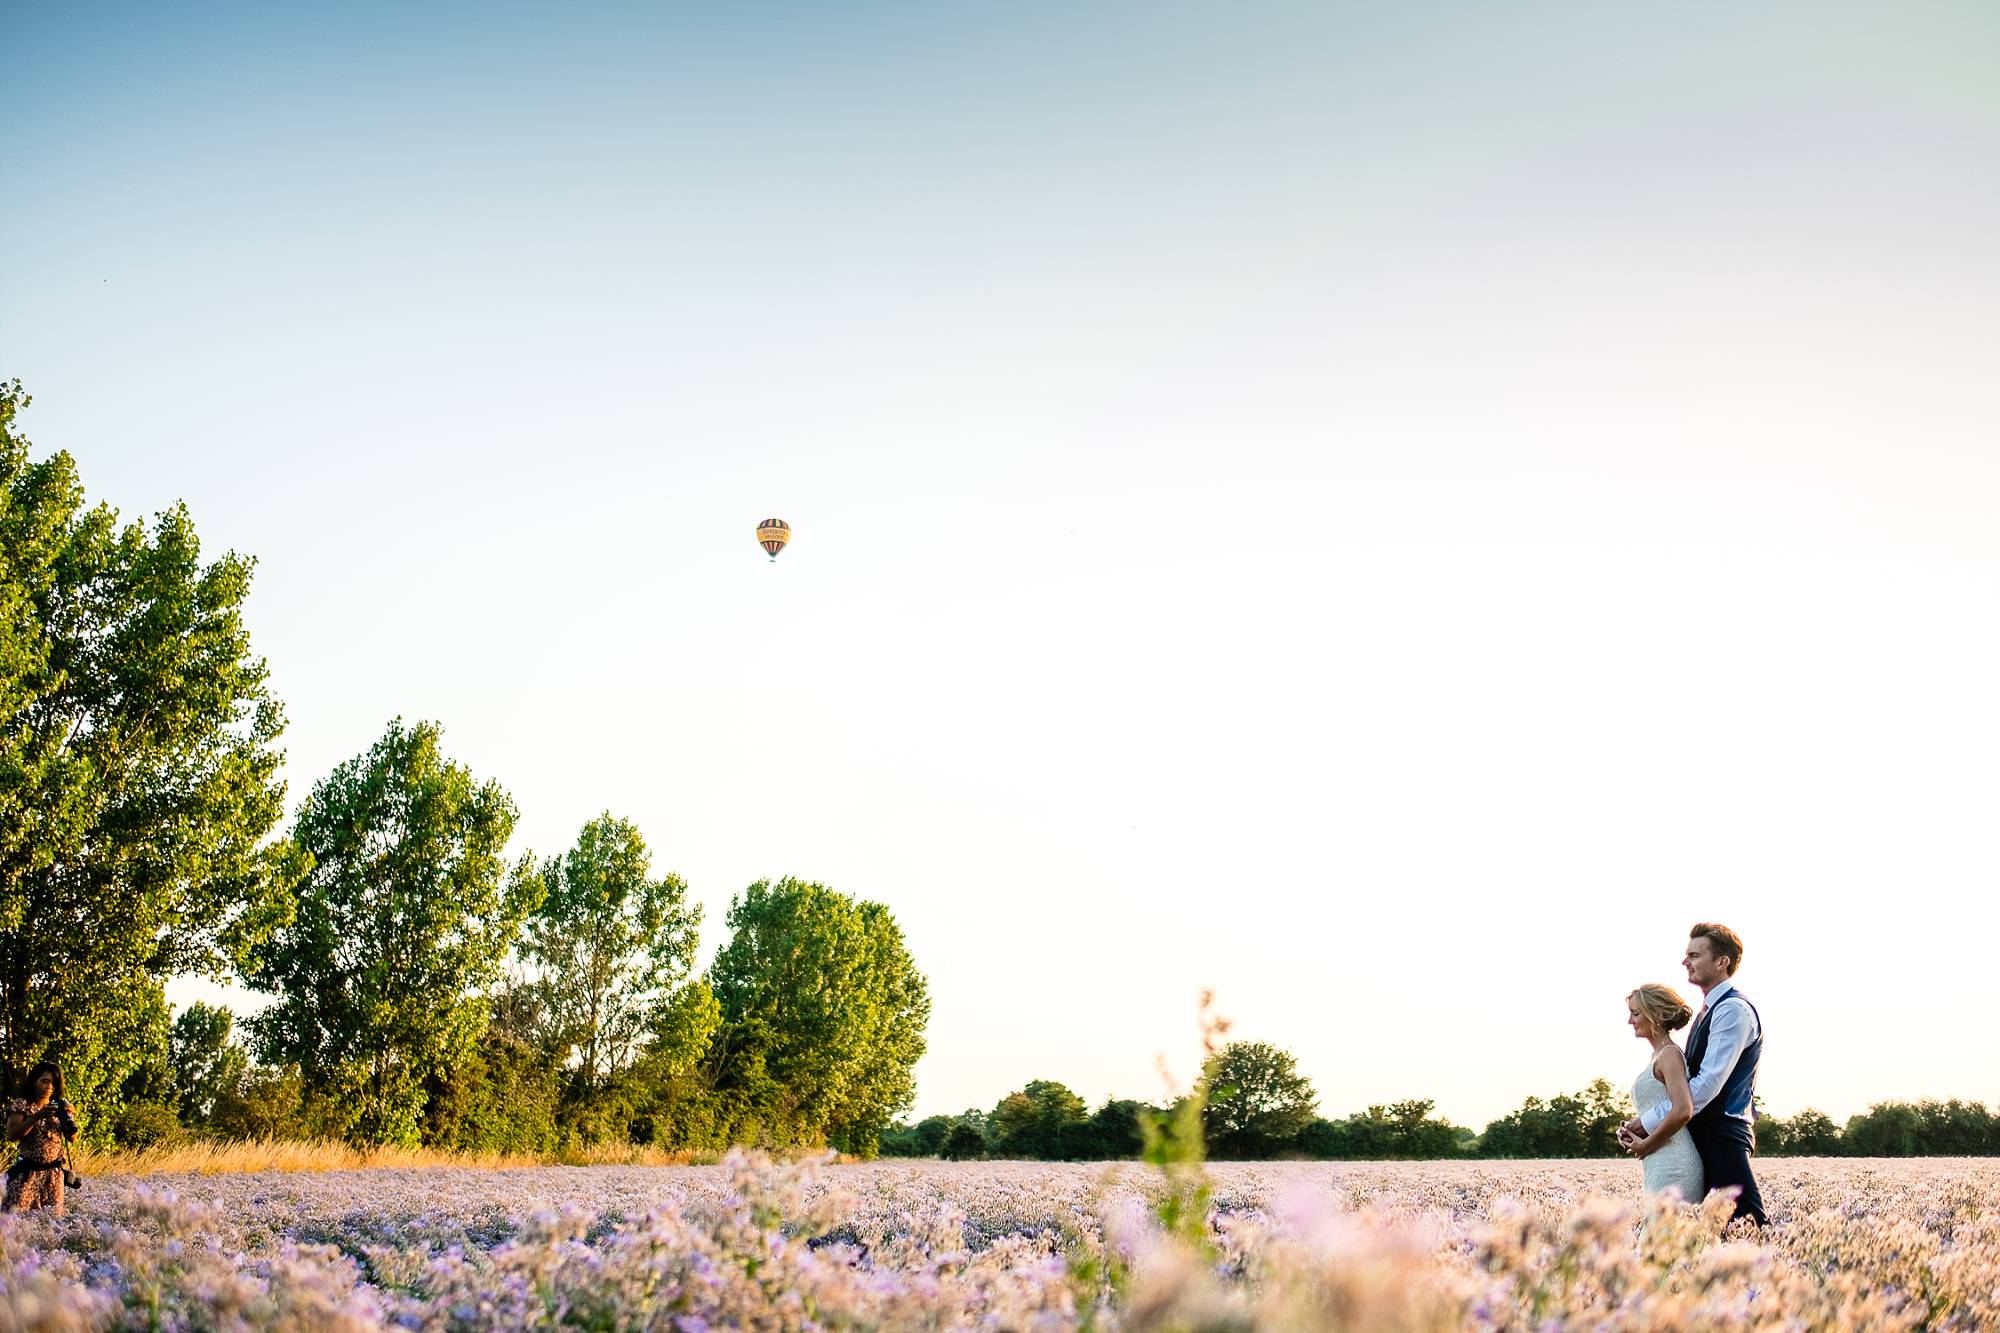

{"left": 1620, "top": 922, "right": 1767, "bottom": 1226}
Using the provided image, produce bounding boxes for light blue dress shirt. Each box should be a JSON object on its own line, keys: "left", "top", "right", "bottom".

{"left": 1639, "top": 977, "right": 1759, "bottom": 1134}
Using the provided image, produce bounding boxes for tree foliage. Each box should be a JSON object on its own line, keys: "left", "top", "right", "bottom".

{"left": 419, "top": 985, "right": 564, "bottom": 1153}
{"left": 1758, "top": 1106, "right": 1842, "bottom": 1156}
{"left": 515, "top": 814, "right": 708, "bottom": 1094}
{"left": 1476, "top": 1079, "right": 1629, "bottom": 1158}
{"left": 1198, "top": 1041, "right": 1318, "bottom": 1158}
{"left": 939, "top": 1120, "right": 987, "bottom": 1160}
{"left": 989, "top": 1079, "right": 1088, "bottom": 1159}
{"left": 880, "top": 1113, "right": 959, "bottom": 1157}
{"left": 169, "top": 1001, "right": 249, "bottom": 1127}
{"left": 1838, "top": 1100, "right": 2000, "bottom": 1156}
{"left": 0, "top": 380, "right": 300, "bottom": 1127}
{"left": 1299, "top": 1098, "right": 1470, "bottom": 1160}
{"left": 243, "top": 719, "right": 539, "bottom": 1145}
{"left": 706, "top": 877, "right": 930, "bottom": 1155}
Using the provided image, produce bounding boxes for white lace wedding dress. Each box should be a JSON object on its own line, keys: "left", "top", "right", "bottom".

{"left": 1633, "top": 1056, "right": 1706, "bottom": 1203}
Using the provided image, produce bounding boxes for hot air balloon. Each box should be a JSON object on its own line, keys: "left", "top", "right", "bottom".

{"left": 756, "top": 518, "right": 790, "bottom": 560}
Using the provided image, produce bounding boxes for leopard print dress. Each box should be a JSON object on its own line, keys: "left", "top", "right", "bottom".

{"left": 4, "top": 1097, "right": 69, "bottom": 1215}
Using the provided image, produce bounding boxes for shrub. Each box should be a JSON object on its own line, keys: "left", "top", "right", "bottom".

{"left": 940, "top": 1121, "right": 987, "bottom": 1160}
{"left": 880, "top": 1115, "right": 956, "bottom": 1157}
{"left": 1299, "top": 1099, "right": 1469, "bottom": 1159}
{"left": 112, "top": 1101, "right": 183, "bottom": 1149}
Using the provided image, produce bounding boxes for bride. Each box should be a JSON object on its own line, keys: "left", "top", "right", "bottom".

{"left": 1623, "top": 984, "right": 1705, "bottom": 1202}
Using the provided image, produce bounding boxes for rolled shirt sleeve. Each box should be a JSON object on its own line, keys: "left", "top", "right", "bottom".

{"left": 1639, "top": 997, "right": 1756, "bottom": 1133}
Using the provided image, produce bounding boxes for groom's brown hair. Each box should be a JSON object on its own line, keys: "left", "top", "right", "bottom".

{"left": 1690, "top": 922, "right": 1744, "bottom": 974}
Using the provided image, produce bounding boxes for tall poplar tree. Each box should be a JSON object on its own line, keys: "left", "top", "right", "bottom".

{"left": 516, "top": 814, "right": 712, "bottom": 1095}
{"left": 0, "top": 381, "right": 299, "bottom": 1122}
{"left": 244, "top": 719, "right": 539, "bottom": 1145}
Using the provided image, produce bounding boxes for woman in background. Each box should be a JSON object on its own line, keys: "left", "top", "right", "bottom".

{"left": 5, "top": 1061, "right": 78, "bottom": 1215}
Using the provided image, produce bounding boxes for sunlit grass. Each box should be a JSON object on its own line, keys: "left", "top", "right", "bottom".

{"left": 71, "top": 1136, "right": 723, "bottom": 1176}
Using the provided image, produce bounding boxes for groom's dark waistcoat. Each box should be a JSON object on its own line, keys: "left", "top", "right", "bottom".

{"left": 1685, "top": 987, "right": 1761, "bottom": 1128}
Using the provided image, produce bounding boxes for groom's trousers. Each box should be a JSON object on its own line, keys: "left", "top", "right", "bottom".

{"left": 1692, "top": 1117, "right": 1766, "bottom": 1227}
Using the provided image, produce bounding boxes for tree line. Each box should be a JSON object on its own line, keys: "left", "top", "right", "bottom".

{"left": 885, "top": 1039, "right": 2000, "bottom": 1160}
{"left": 0, "top": 381, "right": 929, "bottom": 1155}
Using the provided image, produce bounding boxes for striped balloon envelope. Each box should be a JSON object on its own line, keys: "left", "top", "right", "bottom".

{"left": 756, "top": 518, "right": 790, "bottom": 560}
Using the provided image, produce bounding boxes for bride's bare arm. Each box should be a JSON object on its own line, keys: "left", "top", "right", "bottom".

{"left": 1628, "top": 1049, "right": 1695, "bottom": 1157}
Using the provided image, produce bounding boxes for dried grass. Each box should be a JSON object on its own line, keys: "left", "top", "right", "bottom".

{"left": 69, "top": 1136, "right": 720, "bottom": 1177}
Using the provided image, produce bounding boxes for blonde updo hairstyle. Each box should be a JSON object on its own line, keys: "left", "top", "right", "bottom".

{"left": 1628, "top": 983, "right": 1694, "bottom": 1035}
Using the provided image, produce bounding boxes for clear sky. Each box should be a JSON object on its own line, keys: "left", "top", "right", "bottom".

{"left": 6, "top": 1, "right": 1998, "bottom": 1130}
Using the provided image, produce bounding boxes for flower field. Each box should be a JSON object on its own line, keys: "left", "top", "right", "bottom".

{"left": 3, "top": 1155, "right": 1997, "bottom": 1330}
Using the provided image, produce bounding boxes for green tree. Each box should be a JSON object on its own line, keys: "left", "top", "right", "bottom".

{"left": 112, "top": 987, "right": 177, "bottom": 1121}
{"left": 706, "top": 877, "right": 930, "bottom": 1155}
{"left": 1299, "top": 1098, "right": 1468, "bottom": 1160}
{"left": 169, "top": 1001, "right": 250, "bottom": 1129}
{"left": 244, "top": 719, "right": 540, "bottom": 1145}
{"left": 619, "top": 979, "right": 726, "bottom": 1146}
{"left": 1761, "top": 1107, "right": 1841, "bottom": 1156}
{"left": 1297, "top": 1111, "right": 1356, "bottom": 1158}
{"left": 0, "top": 381, "right": 300, "bottom": 1127}
{"left": 1198, "top": 1040, "right": 1318, "bottom": 1158}
{"left": 1915, "top": 1099, "right": 1999, "bottom": 1155}
{"left": 516, "top": 815, "right": 711, "bottom": 1100}
{"left": 420, "top": 985, "right": 563, "bottom": 1153}
{"left": 207, "top": 1063, "right": 307, "bottom": 1140}
{"left": 989, "top": 1079, "right": 1088, "bottom": 1159}
{"left": 881, "top": 1113, "right": 966, "bottom": 1157}
{"left": 1070, "top": 1098, "right": 1151, "bottom": 1160}
{"left": 111, "top": 1101, "right": 183, "bottom": 1148}
{"left": 939, "top": 1119, "right": 987, "bottom": 1160}
{"left": 1843, "top": 1102, "right": 1922, "bottom": 1156}
{"left": 1477, "top": 1079, "right": 1630, "bottom": 1158}
{"left": 680, "top": 1014, "right": 797, "bottom": 1149}
{"left": 1576, "top": 1078, "right": 1631, "bottom": 1156}
{"left": 1834, "top": 1099, "right": 1999, "bottom": 1156}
